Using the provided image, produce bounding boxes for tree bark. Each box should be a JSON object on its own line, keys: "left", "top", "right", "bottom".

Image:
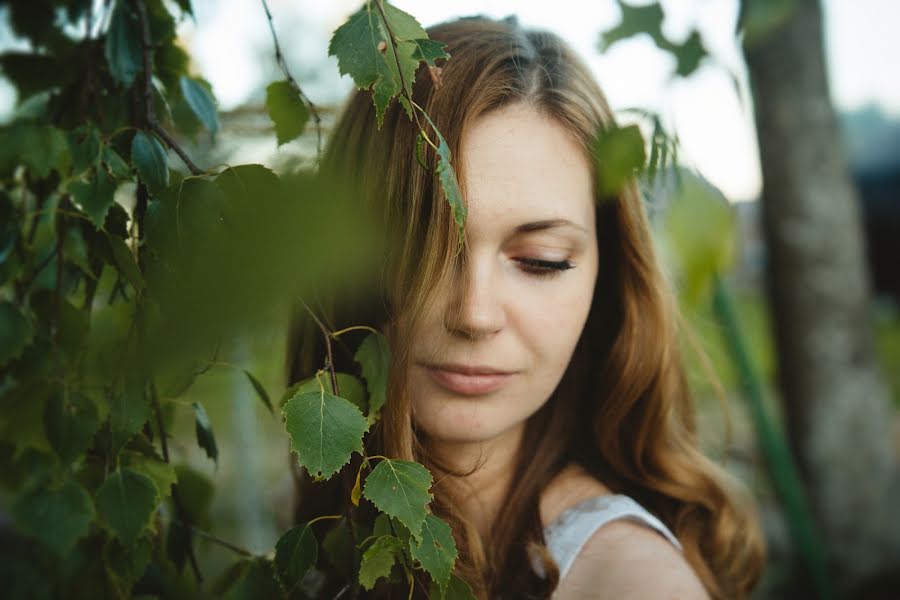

{"left": 743, "top": 0, "right": 900, "bottom": 593}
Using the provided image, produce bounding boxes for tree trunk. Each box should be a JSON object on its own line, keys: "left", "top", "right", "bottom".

{"left": 742, "top": 0, "right": 900, "bottom": 593}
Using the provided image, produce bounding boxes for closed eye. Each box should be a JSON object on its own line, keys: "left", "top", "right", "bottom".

{"left": 515, "top": 257, "right": 574, "bottom": 278}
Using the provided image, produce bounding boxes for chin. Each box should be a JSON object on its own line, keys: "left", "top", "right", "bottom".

{"left": 413, "top": 398, "right": 524, "bottom": 445}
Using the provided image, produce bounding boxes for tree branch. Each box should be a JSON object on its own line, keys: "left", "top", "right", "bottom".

{"left": 133, "top": 0, "right": 203, "bottom": 176}
{"left": 297, "top": 297, "right": 340, "bottom": 397}
{"left": 260, "top": 0, "right": 323, "bottom": 160}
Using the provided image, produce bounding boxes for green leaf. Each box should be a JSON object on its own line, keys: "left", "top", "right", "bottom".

{"left": 282, "top": 389, "right": 367, "bottom": 479}
{"left": 12, "top": 478, "right": 94, "bottom": 556}
{"left": 421, "top": 113, "right": 467, "bottom": 247}
{"left": 105, "top": 0, "right": 143, "bottom": 88}
{"left": 109, "top": 374, "right": 150, "bottom": 450}
{"left": 121, "top": 450, "right": 177, "bottom": 502}
{"left": 429, "top": 573, "right": 477, "bottom": 600}
{"left": 131, "top": 130, "right": 169, "bottom": 194}
{"left": 0, "top": 52, "right": 67, "bottom": 100}
{"left": 671, "top": 30, "right": 707, "bottom": 77}
{"left": 274, "top": 523, "right": 317, "bottom": 592}
{"left": 359, "top": 535, "right": 403, "bottom": 590}
{"left": 410, "top": 513, "right": 457, "bottom": 589}
{"left": 600, "top": 1, "right": 666, "bottom": 52}
{"left": 593, "top": 124, "right": 646, "bottom": 197}
{"left": 284, "top": 372, "right": 367, "bottom": 414}
{"left": 95, "top": 468, "right": 158, "bottom": 545}
{"left": 70, "top": 166, "right": 118, "bottom": 229}
{"left": 0, "top": 301, "right": 33, "bottom": 367}
{"left": 192, "top": 401, "right": 218, "bottom": 463}
{"left": 0, "top": 122, "right": 68, "bottom": 179}
{"left": 217, "top": 558, "right": 282, "bottom": 600}
{"left": 103, "top": 146, "right": 131, "bottom": 179}
{"left": 106, "top": 233, "right": 144, "bottom": 291}
{"left": 354, "top": 331, "right": 390, "bottom": 424}
{"left": 180, "top": 76, "right": 219, "bottom": 135}
{"left": 363, "top": 459, "right": 433, "bottom": 541}
{"left": 243, "top": 369, "right": 273, "bottom": 414}
{"left": 265, "top": 80, "right": 310, "bottom": 146}
{"left": 66, "top": 126, "right": 102, "bottom": 176}
{"left": 323, "top": 518, "right": 354, "bottom": 579}
{"left": 328, "top": 3, "right": 428, "bottom": 126}
{"left": 410, "top": 38, "right": 449, "bottom": 66}
{"left": 43, "top": 388, "right": 102, "bottom": 464}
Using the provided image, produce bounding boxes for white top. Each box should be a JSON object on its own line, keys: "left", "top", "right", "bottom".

{"left": 542, "top": 493, "right": 683, "bottom": 582}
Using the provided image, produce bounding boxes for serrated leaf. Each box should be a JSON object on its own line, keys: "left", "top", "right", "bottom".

{"left": 410, "top": 513, "right": 457, "bottom": 589}
{"left": 192, "top": 401, "right": 218, "bottom": 463}
{"left": 363, "top": 459, "right": 433, "bottom": 541}
{"left": 131, "top": 130, "right": 169, "bottom": 194}
{"left": 180, "top": 76, "right": 219, "bottom": 135}
{"left": 70, "top": 166, "right": 118, "bottom": 229}
{"left": 265, "top": 80, "right": 310, "bottom": 146}
{"left": 421, "top": 112, "right": 467, "bottom": 247}
{"left": 593, "top": 123, "right": 646, "bottom": 197}
{"left": 95, "top": 468, "right": 158, "bottom": 545}
{"left": 12, "top": 478, "right": 94, "bottom": 556}
{"left": 327, "top": 3, "right": 427, "bottom": 127}
{"left": 359, "top": 535, "right": 403, "bottom": 590}
{"left": 242, "top": 369, "right": 273, "bottom": 414}
{"left": 0, "top": 301, "right": 33, "bottom": 367}
{"left": 354, "top": 331, "right": 390, "bottom": 424}
{"left": 43, "top": 388, "right": 101, "bottom": 464}
{"left": 410, "top": 39, "right": 449, "bottom": 66}
{"left": 274, "top": 523, "right": 317, "bottom": 592}
{"left": 282, "top": 389, "right": 367, "bottom": 479}
{"left": 429, "top": 573, "right": 477, "bottom": 600}
{"left": 105, "top": 0, "right": 142, "bottom": 88}
{"left": 103, "top": 146, "right": 131, "bottom": 179}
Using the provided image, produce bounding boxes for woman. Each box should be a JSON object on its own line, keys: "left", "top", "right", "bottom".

{"left": 287, "top": 15, "right": 765, "bottom": 599}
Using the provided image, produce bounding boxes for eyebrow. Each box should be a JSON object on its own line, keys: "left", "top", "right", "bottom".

{"left": 514, "top": 219, "right": 589, "bottom": 234}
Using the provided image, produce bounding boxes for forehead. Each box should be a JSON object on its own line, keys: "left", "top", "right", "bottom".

{"left": 459, "top": 103, "right": 595, "bottom": 238}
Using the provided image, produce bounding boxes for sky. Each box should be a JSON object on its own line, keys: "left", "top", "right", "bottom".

{"left": 2, "top": 0, "right": 899, "bottom": 202}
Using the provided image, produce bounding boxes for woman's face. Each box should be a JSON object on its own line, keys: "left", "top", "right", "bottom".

{"left": 407, "top": 103, "right": 599, "bottom": 445}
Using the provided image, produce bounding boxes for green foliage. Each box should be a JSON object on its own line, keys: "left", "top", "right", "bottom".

{"left": 282, "top": 388, "right": 368, "bottom": 479}
{"left": 593, "top": 123, "right": 647, "bottom": 197}
{"left": 411, "top": 513, "right": 458, "bottom": 590}
{"left": 363, "top": 458, "right": 433, "bottom": 541}
{"left": 265, "top": 80, "right": 310, "bottom": 145}
{"left": 274, "top": 523, "right": 318, "bottom": 592}
{"left": 0, "top": 0, "right": 472, "bottom": 596}
{"left": 601, "top": 0, "right": 709, "bottom": 77}
{"left": 359, "top": 534, "right": 404, "bottom": 590}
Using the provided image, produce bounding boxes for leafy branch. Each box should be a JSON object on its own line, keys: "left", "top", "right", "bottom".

{"left": 134, "top": 0, "right": 203, "bottom": 175}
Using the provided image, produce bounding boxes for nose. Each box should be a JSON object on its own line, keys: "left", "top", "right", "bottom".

{"left": 443, "top": 256, "right": 506, "bottom": 340}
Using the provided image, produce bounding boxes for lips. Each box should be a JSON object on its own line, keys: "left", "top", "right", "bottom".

{"left": 422, "top": 363, "right": 516, "bottom": 395}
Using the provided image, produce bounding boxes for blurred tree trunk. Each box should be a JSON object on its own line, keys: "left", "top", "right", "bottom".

{"left": 742, "top": 0, "right": 900, "bottom": 593}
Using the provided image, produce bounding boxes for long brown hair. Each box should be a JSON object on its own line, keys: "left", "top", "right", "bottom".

{"left": 286, "top": 15, "right": 765, "bottom": 599}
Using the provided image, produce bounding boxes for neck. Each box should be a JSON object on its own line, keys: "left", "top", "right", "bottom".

{"left": 429, "top": 423, "right": 525, "bottom": 542}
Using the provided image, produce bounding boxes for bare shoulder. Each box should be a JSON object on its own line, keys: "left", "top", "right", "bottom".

{"left": 553, "top": 519, "right": 710, "bottom": 600}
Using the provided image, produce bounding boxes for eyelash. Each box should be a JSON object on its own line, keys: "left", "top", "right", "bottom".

{"left": 515, "top": 257, "right": 575, "bottom": 278}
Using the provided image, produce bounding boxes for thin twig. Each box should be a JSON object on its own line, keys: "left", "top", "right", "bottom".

{"left": 260, "top": 0, "right": 323, "bottom": 160}
{"left": 298, "top": 297, "right": 340, "bottom": 396}
{"left": 134, "top": 0, "right": 203, "bottom": 175}
{"left": 178, "top": 522, "right": 255, "bottom": 557}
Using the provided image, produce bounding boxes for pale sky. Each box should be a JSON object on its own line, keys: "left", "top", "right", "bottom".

{"left": 2, "top": 0, "right": 899, "bottom": 202}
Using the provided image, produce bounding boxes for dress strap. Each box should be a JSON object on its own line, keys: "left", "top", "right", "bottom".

{"left": 543, "top": 494, "right": 683, "bottom": 581}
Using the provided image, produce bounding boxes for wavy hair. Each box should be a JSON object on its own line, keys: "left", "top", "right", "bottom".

{"left": 286, "top": 15, "right": 765, "bottom": 599}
